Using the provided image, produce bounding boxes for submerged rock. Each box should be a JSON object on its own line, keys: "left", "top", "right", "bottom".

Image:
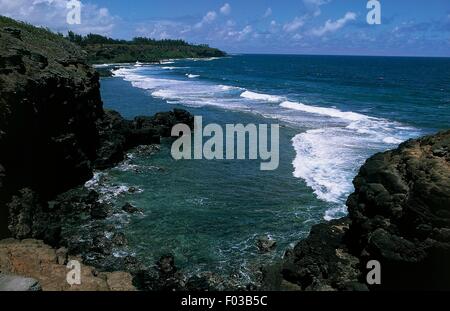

{"left": 157, "top": 255, "right": 177, "bottom": 275}
{"left": 112, "top": 232, "right": 128, "bottom": 247}
{"left": 90, "top": 202, "right": 111, "bottom": 219}
{"left": 122, "top": 203, "right": 143, "bottom": 214}
{"left": 94, "top": 109, "right": 194, "bottom": 170}
{"left": 256, "top": 235, "right": 277, "bottom": 253}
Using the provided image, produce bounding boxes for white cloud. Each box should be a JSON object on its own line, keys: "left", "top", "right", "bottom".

{"left": 263, "top": 8, "right": 272, "bottom": 18}
{"left": 0, "top": 0, "right": 118, "bottom": 35}
{"left": 226, "top": 19, "right": 236, "bottom": 27}
{"left": 220, "top": 3, "right": 231, "bottom": 15}
{"left": 195, "top": 11, "right": 217, "bottom": 28}
{"left": 303, "top": 0, "right": 331, "bottom": 17}
{"left": 283, "top": 16, "right": 305, "bottom": 32}
{"left": 227, "top": 25, "right": 252, "bottom": 41}
{"left": 136, "top": 20, "right": 191, "bottom": 40}
{"left": 310, "top": 12, "right": 356, "bottom": 36}
{"left": 293, "top": 33, "right": 303, "bottom": 41}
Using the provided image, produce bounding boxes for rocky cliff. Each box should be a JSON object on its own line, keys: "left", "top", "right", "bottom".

{"left": 0, "top": 239, "right": 135, "bottom": 291}
{"left": 0, "top": 16, "right": 196, "bottom": 291}
{"left": 265, "top": 130, "right": 450, "bottom": 291}
{"left": 0, "top": 17, "right": 104, "bottom": 214}
{"left": 0, "top": 16, "right": 193, "bottom": 240}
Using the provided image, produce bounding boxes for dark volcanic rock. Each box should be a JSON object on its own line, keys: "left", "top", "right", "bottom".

{"left": 0, "top": 18, "right": 103, "bottom": 240}
{"left": 122, "top": 202, "right": 143, "bottom": 214}
{"left": 278, "top": 218, "right": 364, "bottom": 291}
{"left": 157, "top": 255, "right": 177, "bottom": 275}
{"left": 0, "top": 17, "right": 194, "bottom": 240}
{"left": 92, "top": 234, "right": 113, "bottom": 255}
{"left": 256, "top": 235, "right": 277, "bottom": 253}
{"left": 0, "top": 17, "right": 195, "bottom": 291}
{"left": 94, "top": 109, "right": 193, "bottom": 169}
{"left": 346, "top": 130, "right": 450, "bottom": 290}
{"left": 112, "top": 232, "right": 128, "bottom": 246}
{"left": 0, "top": 20, "right": 103, "bottom": 204}
{"left": 90, "top": 202, "right": 111, "bottom": 219}
{"left": 266, "top": 130, "right": 450, "bottom": 291}
{"left": 7, "top": 188, "right": 62, "bottom": 245}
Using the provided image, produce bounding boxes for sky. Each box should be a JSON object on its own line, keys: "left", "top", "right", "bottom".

{"left": 0, "top": 0, "right": 449, "bottom": 57}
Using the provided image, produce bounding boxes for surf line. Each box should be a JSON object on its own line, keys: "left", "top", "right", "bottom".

{"left": 171, "top": 116, "right": 280, "bottom": 171}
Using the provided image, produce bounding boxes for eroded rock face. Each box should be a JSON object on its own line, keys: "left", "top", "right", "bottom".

{"left": 346, "top": 130, "right": 450, "bottom": 290}
{"left": 0, "top": 274, "right": 42, "bottom": 291}
{"left": 256, "top": 235, "right": 277, "bottom": 253}
{"left": 0, "top": 239, "right": 135, "bottom": 291}
{"left": 267, "top": 130, "right": 450, "bottom": 291}
{"left": 94, "top": 109, "right": 194, "bottom": 169}
{"left": 0, "top": 18, "right": 194, "bottom": 241}
{"left": 268, "top": 218, "right": 364, "bottom": 291}
{"left": 0, "top": 21, "right": 103, "bottom": 204}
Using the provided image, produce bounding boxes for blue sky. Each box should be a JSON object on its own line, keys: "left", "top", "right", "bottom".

{"left": 1, "top": 0, "right": 449, "bottom": 56}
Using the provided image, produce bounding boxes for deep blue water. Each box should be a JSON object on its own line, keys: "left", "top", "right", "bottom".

{"left": 95, "top": 55, "right": 450, "bottom": 283}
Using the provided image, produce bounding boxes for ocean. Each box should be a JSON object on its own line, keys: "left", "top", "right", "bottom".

{"left": 94, "top": 54, "right": 450, "bottom": 284}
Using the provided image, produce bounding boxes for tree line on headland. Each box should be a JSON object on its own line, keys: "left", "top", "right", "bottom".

{"left": 65, "top": 31, "right": 226, "bottom": 64}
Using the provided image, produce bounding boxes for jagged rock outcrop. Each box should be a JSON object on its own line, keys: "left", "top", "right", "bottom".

{"left": 0, "top": 17, "right": 195, "bottom": 291}
{"left": 0, "top": 17, "right": 194, "bottom": 239}
{"left": 0, "top": 274, "right": 42, "bottom": 291}
{"left": 346, "top": 130, "right": 450, "bottom": 290}
{"left": 265, "top": 130, "right": 450, "bottom": 291}
{"left": 0, "top": 18, "right": 103, "bottom": 203}
{"left": 94, "top": 109, "right": 193, "bottom": 169}
{"left": 0, "top": 239, "right": 135, "bottom": 291}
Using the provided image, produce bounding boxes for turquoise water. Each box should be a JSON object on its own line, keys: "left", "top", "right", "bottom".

{"left": 96, "top": 55, "right": 450, "bottom": 282}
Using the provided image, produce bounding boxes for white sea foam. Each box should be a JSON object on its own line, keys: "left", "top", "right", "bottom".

{"left": 85, "top": 172, "right": 143, "bottom": 203}
{"left": 93, "top": 64, "right": 112, "bottom": 68}
{"left": 111, "top": 63, "right": 421, "bottom": 220}
{"left": 290, "top": 113, "right": 419, "bottom": 219}
{"left": 292, "top": 129, "right": 358, "bottom": 204}
{"left": 240, "top": 90, "right": 283, "bottom": 103}
{"left": 280, "top": 101, "right": 368, "bottom": 122}
{"left": 186, "top": 74, "right": 200, "bottom": 78}
{"left": 187, "top": 57, "right": 222, "bottom": 62}
{"left": 383, "top": 136, "right": 403, "bottom": 144}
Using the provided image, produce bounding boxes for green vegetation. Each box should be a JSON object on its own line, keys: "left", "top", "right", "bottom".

{"left": 0, "top": 15, "right": 225, "bottom": 66}
{"left": 65, "top": 31, "right": 226, "bottom": 64}
{"left": 0, "top": 16, "right": 85, "bottom": 64}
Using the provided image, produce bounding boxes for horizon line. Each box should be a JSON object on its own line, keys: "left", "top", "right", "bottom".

{"left": 227, "top": 52, "right": 450, "bottom": 59}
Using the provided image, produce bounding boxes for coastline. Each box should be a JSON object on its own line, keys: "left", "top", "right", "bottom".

{"left": 3, "top": 129, "right": 449, "bottom": 291}
{"left": 263, "top": 130, "right": 450, "bottom": 290}
{"left": 1, "top": 16, "right": 450, "bottom": 291}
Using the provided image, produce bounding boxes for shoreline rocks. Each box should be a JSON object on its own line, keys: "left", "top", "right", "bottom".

{"left": 0, "top": 274, "right": 42, "bottom": 291}
{"left": 0, "top": 239, "right": 135, "bottom": 291}
{"left": 0, "top": 18, "right": 197, "bottom": 291}
{"left": 264, "top": 130, "right": 450, "bottom": 291}
{"left": 122, "top": 203, "right": 143, "bottom": 214}
{"left": 256, "top": 235, "right": 277, "bottom": 253}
